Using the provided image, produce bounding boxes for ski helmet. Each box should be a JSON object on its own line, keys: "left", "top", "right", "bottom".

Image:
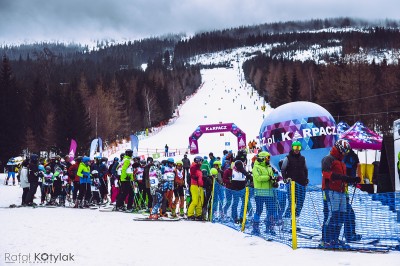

{"left": 30, "top": 154, "right": 39, "bottom": 164}
{"left": 210, "top": 168, "right": 218, "bottom": 176}
{"left": 140, "top": 160, "right": 146, "bottom": 166}
{"left": 257, "top": 151, "right": 270, "bottom": 162}
{"left": 167, "top": 158, "right": 175, "bottom": 164}
{"left": 335, "top": 139, "right": 351, "bottom": 154}
{"left": 175, "top": 160, "right": 183, "bottom": 166}
{"left": 213, "top": 160, "right": 222, "bottom": 166}
{"left": 91, "top": 170, "right": 99, "bottom": 175}
{"left": 292, "top": 141, "right": 302, "bottom": 151}
{"left": 194, "top": 156, "right": 203, "bottom": 163}
{"left": 125, "top": 149, "right": 133, "bottom": 157}
{"left": 82, "top": 156, "right": 90, "bottom": 164}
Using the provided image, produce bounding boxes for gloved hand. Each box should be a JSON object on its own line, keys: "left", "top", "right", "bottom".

{"left": 348, "top": 176, "right": 361, "bottom": 185}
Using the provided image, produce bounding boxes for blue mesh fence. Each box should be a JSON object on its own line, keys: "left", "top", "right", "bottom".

{"left": 210, "top": 181, "right": 400, "bottom": 252}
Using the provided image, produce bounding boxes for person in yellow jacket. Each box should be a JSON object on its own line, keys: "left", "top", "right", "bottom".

{"left": 116, "top": 149, "right": 134, "bottom": 211}
{"left": 77, "top": 156, "right": 91, "bottom": 208}
{"left": 251, "top": 151, "right": 277, "bottom": 236}
{"left": 187, "top": 156, "right": 204, "bottom": 220}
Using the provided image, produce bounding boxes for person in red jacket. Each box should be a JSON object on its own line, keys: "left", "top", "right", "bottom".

{"left": 321, "top": 139, "right": 360, "bottom": 249}
{"left": 68, "top": 156, "right": 82, "bottom": 208}
{"left": 222, "top": 162, "right": 234, "bottom": 221}
{"left": 187, "top": 156, "right": 204, "bottom": 220}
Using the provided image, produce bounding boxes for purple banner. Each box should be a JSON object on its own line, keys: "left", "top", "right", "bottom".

{"left": 189, "top": 123, "right": 246, "bottom": 154}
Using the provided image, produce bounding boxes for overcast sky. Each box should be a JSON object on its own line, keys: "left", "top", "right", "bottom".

{"left": 1, "top": 0, "right": 399, "bottom": 45}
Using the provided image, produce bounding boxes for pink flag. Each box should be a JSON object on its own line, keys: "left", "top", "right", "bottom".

{"left": 69, "top": 139, "right": 77, "bottom": 161}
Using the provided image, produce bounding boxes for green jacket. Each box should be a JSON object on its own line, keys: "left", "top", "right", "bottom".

{"left": 120, "top": 155, "right": 133, "bottom": 182}
{"left": 252, "top": 160, "right": 274, "bottom": 196}
{"left": 200, "top": 161, "right": 211, "bottom": 176}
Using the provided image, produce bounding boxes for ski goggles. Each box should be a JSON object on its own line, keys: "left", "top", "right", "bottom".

{"left": 292, "top": 146, "right": 302, "bottom": 151}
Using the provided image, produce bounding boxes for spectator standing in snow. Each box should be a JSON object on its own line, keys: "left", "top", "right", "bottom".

{"left": 280, "top": 140, "right": 308, "bottom": 231}
{"left": 19, "top": 158, "right": 30, "bottom": 206}
{"left": 164, "top": 144, "right": 169, "bottom": 157}
{"left": 26, "top": 154, "right": 42, "bottom": 207}
{"left": 182, "top": 154, "right": 191, "bottom": 183}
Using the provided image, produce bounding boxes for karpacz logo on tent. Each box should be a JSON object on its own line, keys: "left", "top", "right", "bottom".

{"left": 205, "top": 126, "right": 227, "bottom": 131}
{"left": 262, "top": 126, "right": 337, "bottom": 145}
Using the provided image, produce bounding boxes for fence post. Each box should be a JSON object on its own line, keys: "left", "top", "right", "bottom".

{"left": 291, "top": 180, "right": 297, "bottom": 249}
{"left": 241, "top": 186, "right": 250, "bottom": 232}
{"left": 210, "top": 178, "right": 216, "bottom": 222}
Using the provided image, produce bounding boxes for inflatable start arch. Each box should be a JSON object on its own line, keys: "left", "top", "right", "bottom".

{"left": 189, "top": 123, "right": 246, "bottom": 154}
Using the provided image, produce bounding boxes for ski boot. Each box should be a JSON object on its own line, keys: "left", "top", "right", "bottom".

{"left": 251, "top": 221, "right": 260, "bottom": 236}
{"left": 265, "top": 226, "right": 276, "bottom": 236}
{"left": 179, "top": 208, "right": 185, "bottom": 217}
{"left": 149, "top": 213, "right": 159, "bottom": 220}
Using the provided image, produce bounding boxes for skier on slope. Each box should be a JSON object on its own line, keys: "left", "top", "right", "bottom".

{"left": 116, "top": 149, "right": 134, "bottom": 212}
{"left": 172, "top": 160, "right": 186, "bottom": 217}
{"left": 187, "top": 156, "right": 204, "bottom": 221}
{"left": 280, "top": 140, "right": 309, "bottom": 232}
{"left": 211, "top": 160, "right": 224, "bottom": 219}
{"left": 108, "top": 157, "right": 120, "bottom": 204}
{"left": 142, "top": 157, "right": 154, "bottom": 212}
{"left": 148, "top": 161, "right": 165, "bottom": 219}
{"left": 134, "top": 160, "right": 147, "bottom": 210}
{"left": 77, "top": 156, "right": 91, "bottom": 208}
{"left": 19, "top": 158, "right": 30, "bottom": 206}
{"left": 91, "top": 156, "right": 108, "bottom": 204}
{"left": 320, "top": 139, "right": 360, "bottom": 249}
{"left": 160, "top": 158, "right": 176, "bottom": 216}
{"left": 251, "top": 151, "right": 277, "bottom": 236}
{"left": 26, "top": 154, "right": 43, "bottom": 207}
{"left": 230, "top": 160, "right": 252, "bottom": 224}
{"left": 68, "top": 156, "right": 82, "bottom": 208}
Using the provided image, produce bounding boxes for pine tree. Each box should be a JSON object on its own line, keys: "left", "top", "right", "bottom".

{"left": 0, "top": 56, "right": 24, "bottom": 164}
{"left": 289, "top": 70, "right": 300, "bottom": 102}
{"left": 273, "top": 71, "right": 289, "bottom": 107}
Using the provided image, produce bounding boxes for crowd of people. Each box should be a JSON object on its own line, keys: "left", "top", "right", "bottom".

{"left": 6, "top": 138, "right": 363, "bottom": 249}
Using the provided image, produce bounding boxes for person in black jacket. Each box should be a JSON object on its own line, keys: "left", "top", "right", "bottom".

{"left": 26, "top": 154, "right": 43, "bottom": 207}
{"left": 230, "top": 160, "right": 252, "bottom": 224}
{"left": 142, "top": 157, "right": 154, "bottom": 211}
{"left": 182, "top": 154, "right": 191, "bottom": 182}
{"left": 281, "top": 141, "right": 308, "bottom": 231}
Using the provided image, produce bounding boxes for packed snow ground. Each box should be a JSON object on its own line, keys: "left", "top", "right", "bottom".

{"left": 1, "top": 53, "right": 399, "bottom": 266}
